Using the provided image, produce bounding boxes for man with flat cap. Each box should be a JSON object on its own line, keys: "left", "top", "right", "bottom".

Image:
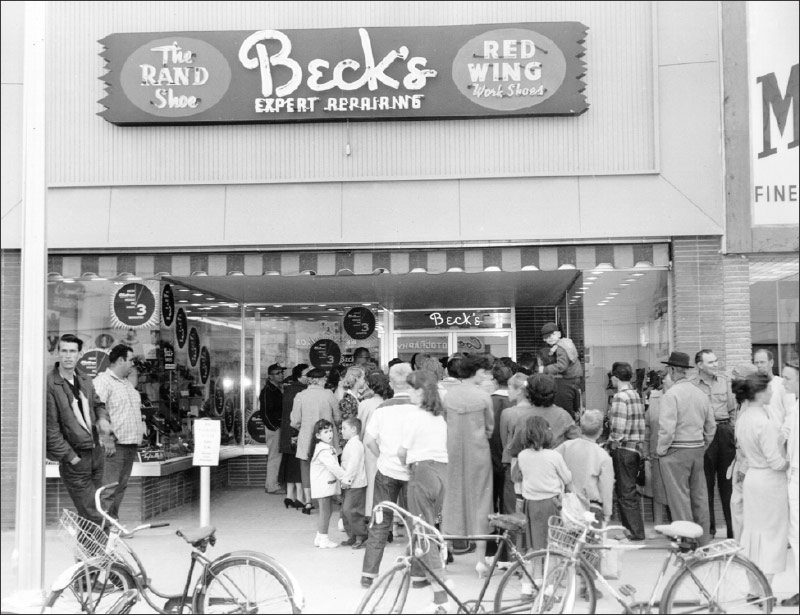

{"left": 656, "top": 351, "right": 716, "bottom": 545}
{"left": 260, "top": 362, "right": 287, "bottom": 494}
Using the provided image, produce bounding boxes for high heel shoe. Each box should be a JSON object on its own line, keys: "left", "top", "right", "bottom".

{"left": 301, "top": 503, "right": 313, "bottom": 515}
{"left": 475, "top": 561, "right": 489, "bottom": 579}
{"left": 292, "top": 499, "right": 305, "bottom": 509}
{"left": 283, "top": 498, "right": 294, "bottom": 509}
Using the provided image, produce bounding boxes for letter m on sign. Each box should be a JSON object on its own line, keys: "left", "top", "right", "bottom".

{"left": 756, "top": 63, "right": 799, "bottom": 159}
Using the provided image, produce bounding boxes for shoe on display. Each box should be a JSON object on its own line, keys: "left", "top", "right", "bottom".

{"left": 781, "top": 593, "right": 799, "bottom": 607}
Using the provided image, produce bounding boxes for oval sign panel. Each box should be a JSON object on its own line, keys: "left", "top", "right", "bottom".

{"left": 188, "top": 328, "right": 201, "bottom": 366}
{"left": 451, "top": 28, "right": 567, "bottom": 111}
{"left": 120, "top": 36, "right": 232, "bottom": 118}
{"left": 199, "top": 346, "right": 211, "bottom": 384}
{"left": 161, "top": 285, "right": 175, "bottom": 327}
{"left": 176, "top": 308, "right": 188, "bottom": 348}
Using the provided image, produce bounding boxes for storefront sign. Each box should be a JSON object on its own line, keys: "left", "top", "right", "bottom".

{"left": 193, "top": 418, "right": 221, "bottom": 466}
{"left": 76, "top": 349, "right": 110, "bottom": 378}
{"left": 111, "top": 282, "right": 159, "bottom": 329}
{"left": 309, "top": 338, "right": 341, "bottom": 369}
{"left": 748, "top": 2, "right": 799, "bottom": 225}
{"left": 175, "top": 308, "right": 188, "bottom": 348}
{"left": 199, "top": 346, "right": 211, "bottom": 383}
{"left": 395, "top": 310, "right": 512, "bottom": 330}
{"left": 99, "top": 22, "right": 588, "bottom": 125}
{"left": 188, "top": 328, "right": 201, "bottom": 366}
{"left": 161, "top": 285, "right": 175, "bottom": 327}
{"left": 343, "top": 307, "right": 376, "bottom": 340}
{"left": 397, "top": 339, "right": 449, "bottom": 352}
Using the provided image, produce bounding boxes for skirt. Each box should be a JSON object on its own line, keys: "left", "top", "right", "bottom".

{"left": 741, "top": 467, "right": 789, "bottom": 574}
{"left": 278, "top": 453, "right": 302, "bottom": 484}
{"left": 525, "top": 496, "right": 560, "bottom": 552}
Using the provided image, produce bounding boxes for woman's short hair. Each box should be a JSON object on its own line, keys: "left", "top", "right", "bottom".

{"left": 367, "top": 372, "right": 393, "bottom": 400}
{"left": 458, "top": 353, "right": 495, "bottom": 379}
{"left": 291, "top": 363, "right": 310, "bottom": 381}
{"left": 731, "top": 372, "right": 770, "bottom": 404}
{"left": 407, "top": 371, "right": 443, "bottom": 416}
{"left": 508, "top": 372, "right": 528, "bottom": 393}
{"left": 492, "top": 364, "right": 513, "bottom": 386}
{"left": 521, "top": 415, "right": 553, "bottom": 451}
{"left": 342, "top": 366, "right": 365, "bottom": 390}
{"left": 526, "top": 373, "right": 556, "bottom": 407}
{"left": 416, "top": 354, "right": 444, "bottom": 380}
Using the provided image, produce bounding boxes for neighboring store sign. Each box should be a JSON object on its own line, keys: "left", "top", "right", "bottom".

{"left": 175, "top": 308, "right": 188, "bottom": 348}
{"left": 748, "top": 2, "right": 799, "bottom": 225}
{"left": 161, "top": 285, "right": 175, "bottom": 327}
{"left": 343, "top": 307, "right": 376, "bottom": 340}
{"left": 188, "top": 328, "right": 201, "bottom": 366}
{"left": 76, "top": 349, "right": 110, "bottom": 378}
{"left": 395, "top": 310, "right": 513, "bottom": 330}
{"left": 199, "top": 346, "right": 211, "bottom": 383}
{"left": 309, "top": 338, "right": 341, "bottom": 369}
{"left": 110, "top": 282, "right": 159, "bottom": 329}
{"left": 99, "top": 22, "right": 588, "bottom": 125}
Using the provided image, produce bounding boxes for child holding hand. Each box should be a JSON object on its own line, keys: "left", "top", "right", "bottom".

{"left": 340, "top": 417, "right": 368, "bottom": 548}
{"left": 309, "top": 419, "right": 345, "bottom": 549}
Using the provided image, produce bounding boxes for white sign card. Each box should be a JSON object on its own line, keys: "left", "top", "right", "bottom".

{"left": 192, "top": 418, "right": 221, "bottom": 466}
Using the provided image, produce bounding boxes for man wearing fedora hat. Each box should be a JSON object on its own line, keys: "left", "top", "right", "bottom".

{"left": 656, "top": 351, "right": 716, "bottom": 546}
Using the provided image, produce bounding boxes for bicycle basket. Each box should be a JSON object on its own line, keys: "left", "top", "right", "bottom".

{"left": 547, "top": 515, "right": 602, "bottom": 568}
{"left": 58, "top": 509, "right": 114, "bottom": 566}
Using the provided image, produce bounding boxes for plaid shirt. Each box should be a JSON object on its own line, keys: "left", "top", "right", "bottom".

{"left": 93, "top": 370, "right": 143, "bottom": 445}
{"left": 609, "top": 387, "right": 646, "bottom": 454}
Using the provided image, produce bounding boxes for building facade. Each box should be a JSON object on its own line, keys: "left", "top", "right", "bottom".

{"left": 1, "top": 1, "right": 797, "bottom": 530}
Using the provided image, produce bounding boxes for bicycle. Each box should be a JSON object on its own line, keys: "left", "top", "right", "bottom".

{"left": 42, "top": 482, "right": 305, "bottom": 614}
{"left": 354, "top": 501, "right": 596, "bottom": 614}
{"left": 529, "top": 504, "right": 775, "bottom": 614}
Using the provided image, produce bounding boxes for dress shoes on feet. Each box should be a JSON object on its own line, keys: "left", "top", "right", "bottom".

{"left": 352, "top": 539, "right": 366, "bottom": 550}
{"left": 781, "top": 593, "right": 799, "bottom": 607}
{"left": 341, "top": 536, "right": 357, "bottom": 546}
{"left": 360, "top": 576, "right": 373, "bottom": 588}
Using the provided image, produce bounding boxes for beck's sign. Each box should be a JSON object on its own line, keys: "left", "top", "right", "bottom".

{"left": 98, "top": 23, "right": 588, "bottom": 125}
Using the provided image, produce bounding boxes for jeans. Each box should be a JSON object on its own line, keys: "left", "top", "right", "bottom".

{"left": 703, "top": 422, "right": 735, "bottom": 538}
{"left": 407, "top": 461, "right": 446, "bottom": 582}
{"left": 660, "top": 447, "right": 710, "bottom": 545}
{"left": 60, "top": 446, "right": 105, "bottom": 526}
{"left": 361, "top": 470, "right": 407, "bottom": 578}
{"left": 101, "top": 443, "right": 138, "bottom": 520}
{"left": 264, "top": 428, "right": 282, "bottom": 491}
{"left": 611, "top": 448, "right": 645, "bottom": 540}
{"left": 342, "top": 486, "right": 368, "bottom": 540}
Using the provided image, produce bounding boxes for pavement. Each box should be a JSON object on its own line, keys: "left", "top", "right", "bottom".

{"left": 2, "top": 487, "right": 798, "bottom": 613}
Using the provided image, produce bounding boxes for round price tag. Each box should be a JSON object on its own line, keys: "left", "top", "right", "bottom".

{"left": 112, "top": 283, "right": 157, "bottom": 328}
{"left": 76, "top": 350, "right": 110, "bottom": 379}
{"left": 309, "top": 339, "right": 341, "bottom": 369}
{"left": 343, "top": 307, "right": 375, "bottom": 340}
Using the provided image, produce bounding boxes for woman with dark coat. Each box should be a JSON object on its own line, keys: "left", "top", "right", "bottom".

{"left": 279, "top": 364, "right": 309, "bottom": 509}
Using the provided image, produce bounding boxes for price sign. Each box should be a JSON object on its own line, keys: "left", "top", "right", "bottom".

{"left": 188, "top": 328, "right": 200, "bottom": 366}
{"left": 192, "top": 418, "right": 221, "bottom": 466}
{"left": 309, "top": 339, "right": 341, "bottom": 369}
{"left": 111, "top": 282, "right": 158, "bottom": 328}
{"left": 247, "top": 412, "right": 267, "bottom": 444}
{"left": 161, "top": 285, "right": 175, "bottom": 327}
{"left": 199, "top": 346, "right": 211, "bottom": 383}
{"left": 176, "top": 308, "right": 188, "bottom": 348}
{"left": 163, "top": 342, "right": 176, "bottom": 371}
{"left": 138, "top": 449, "right": 166, "bottom": 462}
{"left": 76, "top": 349, "right": 110, "bottom": 378}
{"left": 343, "top": 307, "right": 376, "bottom": 340}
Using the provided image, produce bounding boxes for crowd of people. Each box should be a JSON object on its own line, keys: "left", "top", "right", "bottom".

{"left": 254, "top": 328, "right": 799, "bottom": 611}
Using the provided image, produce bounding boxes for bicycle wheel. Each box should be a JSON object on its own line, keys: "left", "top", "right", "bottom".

{"left": 44, "top": 563, "right": 136, "bottom": 614}
{"left": 355, "top": 562, "right": 411, "bottom": 614}
{"left": 660, "top": 554, "right": 773, "bottom": 614}
{"left": 194, "top": 556, "right": 299, "bottom": 613}
{"left": 494, "top": 549, "right": 596, "bottom": 614}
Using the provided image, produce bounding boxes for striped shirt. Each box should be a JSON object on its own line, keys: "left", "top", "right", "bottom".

{"left": 93, "top": 370, "right": 143, "bottom": 445}
{"left": 608, "top": 387, "right": 646, "bottom": 454}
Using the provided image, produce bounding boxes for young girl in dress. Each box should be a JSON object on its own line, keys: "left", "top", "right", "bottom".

{"left": 516, "top": 415, "right": 573, "bottom": 552}
{"left": 308, "top": 419, "right": 345, "bottom": 548}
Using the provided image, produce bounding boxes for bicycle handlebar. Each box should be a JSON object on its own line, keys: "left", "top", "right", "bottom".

{"left": 95, "top": 483, "right": 170, "bottom": 536}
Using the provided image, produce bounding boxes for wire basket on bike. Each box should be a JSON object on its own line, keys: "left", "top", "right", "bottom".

{"left": 58, "top": 509, "right": 114, "bottom": 566}
{"left": 547, "top": 515, "right": 602, "bottom": 568}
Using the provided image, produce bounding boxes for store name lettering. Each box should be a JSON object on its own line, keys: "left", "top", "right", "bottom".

{"left": 239, "top": 28, "right": 437, "bottom": 113}
{"left": 140, "top": 42, "right": 209, "bottom": 109}
{"left": 429, "top": 312, "right": 482, "bottom": 327}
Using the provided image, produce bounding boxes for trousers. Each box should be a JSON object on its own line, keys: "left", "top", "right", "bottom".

{"left": 789, "top": 469, "right": 799, "bottom": 579}
{"left": 101, "top": 443, "right": 138, "bottom": 520}
{"left": 60, "top": 446, "right": 105, "bottom": 526}
{"left": 342, "top": 486, "right": 368, "bottom": 540}
{"left": 264, "top": 428, "right": 282, "bottom": 491}
{"left": 703, "top": 422, "right": 735, "bottom": 538}
{"left": 361, "top": 470, "right": 407, "bottom": 578}
{"left": 611, "top": 448, "right": 645, "bottom": 540}
{"left": 660, "top": 447, "right": 710, "bottom": 546}
{"left": 407, "top": 461, "right": 447, "bottom": 582}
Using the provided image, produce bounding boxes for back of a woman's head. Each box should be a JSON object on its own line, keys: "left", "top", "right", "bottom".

{"left": 342, "top": 366, "right": 365, "bottom": 390}
{"left": 407, "top": 371, "right": 443, "bottom": 415}
{"left": 523, "top": 415, "right": 553, "bottom": 450}
{"left": 732, "top": 372, "right": 770, "bottom": 404}
{"left": 367, "top": 372, "right": 393, "bottom": 400}
{"left": 417, "top": 354, "right": 444, "bottom": 380}
{"left": 527, "top": 373, "right": 556, "bottom": 407}
{"left": 458, "top": 353, "right": 495, "bottom": 379}
{"left": 492, "top": 363, "right": 513, "bottom": 386}
{"left": 508, "top": 372, "right": 528, "bottom": 396}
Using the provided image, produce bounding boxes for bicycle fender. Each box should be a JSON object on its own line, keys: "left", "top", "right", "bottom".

{"left": 50, "top": 561, "right": 87, "bottom": 592}
{"left": 194, "top": 550, "right": 305, "bottom": 611}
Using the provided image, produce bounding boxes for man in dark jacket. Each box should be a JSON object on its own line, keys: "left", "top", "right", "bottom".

{"left": 46, "top": 333, "right": 112, "bottom": 524}
{"left": 259, "top": 363, "right": 286, "bottom": 494}
{"left": 540, "top": 322, "right": 583, "bottom": 383}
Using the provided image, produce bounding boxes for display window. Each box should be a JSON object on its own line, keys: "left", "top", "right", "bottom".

{"left": 749, "top": 255, "right": 799, "bottom": 366}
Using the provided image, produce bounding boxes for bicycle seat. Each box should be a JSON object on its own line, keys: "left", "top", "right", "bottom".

{"left": 489, "top": 513, "right": 527, "bottom": 533}
{"left": 654, "top": 521, "right": 703, "bottom": 539}
{"left": 176, "top": 525, "right": 217, "bottom": 546}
